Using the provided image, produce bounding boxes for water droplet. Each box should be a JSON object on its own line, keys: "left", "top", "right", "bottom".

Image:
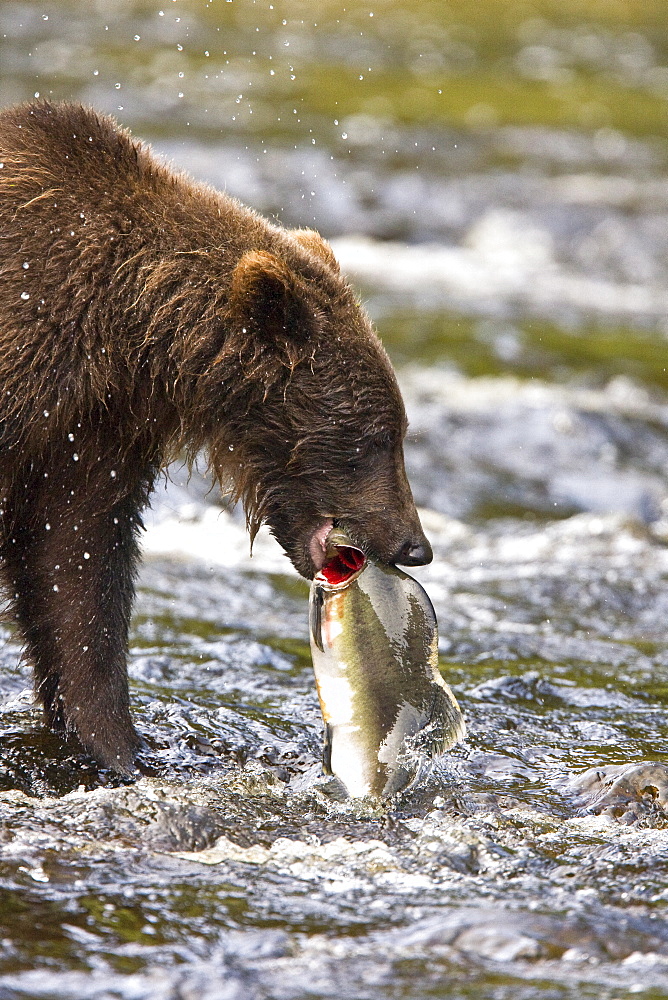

{"left": 22, "top": 262, "right": 29, "bottom": 269}
{"left": 28, "top": 867, "right": 49, "bottom": 883}
{"left": 72, "top": 453, "right": 79, "bottom": 461}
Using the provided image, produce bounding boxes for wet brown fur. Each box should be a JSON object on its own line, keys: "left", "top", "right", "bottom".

{"left": 0, "top": 101, "right": 429, "bottom": 771}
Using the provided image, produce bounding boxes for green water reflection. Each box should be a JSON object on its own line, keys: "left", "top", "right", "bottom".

{"left": 2, "top": 0, "right": 667, "bottom": 141}
{"left": 376, "top": 310, "right": 668, "bottom": 389}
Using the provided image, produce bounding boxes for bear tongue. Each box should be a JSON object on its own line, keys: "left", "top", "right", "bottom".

{"left": 308, "top": 518, "right": 334, "bottom": 571}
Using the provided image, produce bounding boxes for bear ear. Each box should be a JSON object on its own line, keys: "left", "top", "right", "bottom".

{"left": 290, "top": 229, "right": 340, "bottom": 272}
{"left": 229, "top": 250, "right": 313, "bottom": 345}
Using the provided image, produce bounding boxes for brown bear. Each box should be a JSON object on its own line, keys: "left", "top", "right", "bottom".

{"left": 0, "top": 100, "right": 431, "bottom": 773}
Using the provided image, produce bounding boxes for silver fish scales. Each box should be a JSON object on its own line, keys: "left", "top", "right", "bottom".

{"left": 309, "top": 530, "right": 465, "bottom": 798}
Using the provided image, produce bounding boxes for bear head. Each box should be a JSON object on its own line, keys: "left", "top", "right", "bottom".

{"left": 201, "top": 231, "right": 432, "bottom": 580}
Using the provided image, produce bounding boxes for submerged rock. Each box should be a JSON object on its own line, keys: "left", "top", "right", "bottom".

{"left": 567, "top": 762, "right": 668, "bottom": 826}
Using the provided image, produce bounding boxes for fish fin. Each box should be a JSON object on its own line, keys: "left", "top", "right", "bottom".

{"left": 309, "top": 585, "right": 325, "bottom": 652}
{"left": 322, "top": 723, "right": 334, "bottom": 774}
{"left": 318, "top": 775, "right": 350, "bottom": 802}
{"left": 424, "top": 683, "right": 466, "bottom": 754}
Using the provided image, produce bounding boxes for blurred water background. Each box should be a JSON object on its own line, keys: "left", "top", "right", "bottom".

{"left": 1, "top": 1, "right": 668, "bottom": 997}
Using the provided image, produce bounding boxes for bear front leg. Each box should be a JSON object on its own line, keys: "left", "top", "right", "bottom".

{"left": 0, "top": 461, "right": 153, "bottom": 773}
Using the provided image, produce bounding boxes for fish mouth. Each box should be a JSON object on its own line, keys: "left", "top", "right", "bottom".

{"left": 314, "top": 528, "right": 367, "bottom": 587}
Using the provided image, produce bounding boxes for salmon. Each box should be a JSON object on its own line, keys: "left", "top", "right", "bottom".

{"left": 309, "top": 530, "right": 465, "bottom": 798}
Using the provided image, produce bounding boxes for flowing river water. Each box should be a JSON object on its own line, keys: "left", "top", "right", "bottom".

{"left": 1, "top": 2, "right": 668, "bottom": 997}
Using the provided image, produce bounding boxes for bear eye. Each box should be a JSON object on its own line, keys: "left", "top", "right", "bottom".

{"left": 370, "top": 433, "right": 393, "bottom": 452}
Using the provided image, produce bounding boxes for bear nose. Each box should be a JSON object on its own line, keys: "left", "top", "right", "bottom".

{"left": 394, "top": 536, "right": 433, "bottom": 567}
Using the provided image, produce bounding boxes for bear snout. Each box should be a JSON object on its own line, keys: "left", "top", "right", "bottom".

{"left": 332, "top": 512, "right": 433, "bottom": 572}
{"left": 393, "top": 535, "right": 433, "bottom": 567}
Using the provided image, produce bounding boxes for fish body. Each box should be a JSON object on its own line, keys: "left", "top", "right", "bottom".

{"left": 309, "top": 532, "right": 465, "bottom": 798}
